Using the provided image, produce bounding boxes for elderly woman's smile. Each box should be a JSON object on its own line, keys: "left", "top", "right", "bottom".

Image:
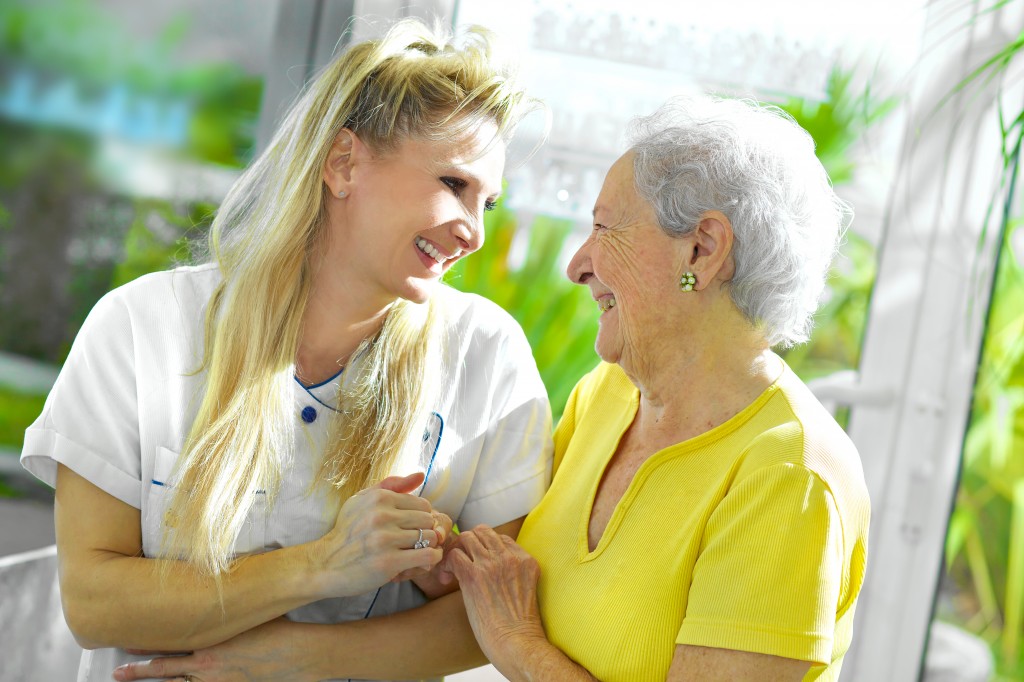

{"left": 596, "top": 294, "right": 616, "bottom": 313}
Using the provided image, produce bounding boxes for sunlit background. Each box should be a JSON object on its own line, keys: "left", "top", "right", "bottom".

{"left": 1, "top": 0, "right": 1022, "bottom": 680}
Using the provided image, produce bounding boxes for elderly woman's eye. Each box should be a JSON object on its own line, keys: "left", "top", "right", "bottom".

{"left": 441, "top": 176, "right": 467, "bottom": 195}
{"left": 484, "top": 199, "right": 498, "bottom": 212}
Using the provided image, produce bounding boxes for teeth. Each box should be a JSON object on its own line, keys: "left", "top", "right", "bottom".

{"left": 598, "top": 297, "right": 616, "bottom": 312}
{"left": 416, "top": 237, "right": 446, "bottom": 264}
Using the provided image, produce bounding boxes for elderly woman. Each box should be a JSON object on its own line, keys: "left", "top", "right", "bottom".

{"left": 116, "top": 97, "right": 868, "bottom": 682}
{"left": 445, "top": 96, "right": 870, "bottom": 682}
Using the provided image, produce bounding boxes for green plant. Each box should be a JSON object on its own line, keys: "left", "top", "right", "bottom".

{"left": 110, "top": 199, "right": 213, "bottom": 290}
{"left": 0, "top": 385, "right": 47, "bottom": 449}
{"left": 775, "top": 65, "right": 899, "bottom": 186}
{"left": 767, "top": 66, "right": 892, "bottom": 385}
{"left": 780, "top": 232, "right": 876, "bottom": 384}
{"left": 446, "top": 203, "right": 599, "bottom": 419}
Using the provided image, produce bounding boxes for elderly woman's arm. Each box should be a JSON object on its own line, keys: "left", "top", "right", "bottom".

{"left": 56, "top": 465, "right": 444, "bottom": 651}
{"left": 448, "top": 526, "right": 811, "bottom": 682}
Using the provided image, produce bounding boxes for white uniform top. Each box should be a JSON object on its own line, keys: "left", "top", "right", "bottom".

{"left": 21, "top": 264, "right": 553, "bottom": 682}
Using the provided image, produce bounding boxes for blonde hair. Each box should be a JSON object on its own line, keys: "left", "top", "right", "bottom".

{"left": 162, "top": 19, "right": 538, "bottom": 576}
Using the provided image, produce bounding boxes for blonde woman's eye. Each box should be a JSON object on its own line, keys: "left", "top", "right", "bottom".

{"left": 441, "top": 176, "right": 467, "bottom": 195}
{"left": 484, "top": 199, "right": 498, "bottom": 212}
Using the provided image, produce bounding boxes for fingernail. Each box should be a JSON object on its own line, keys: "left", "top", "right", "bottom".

{"left": 112, "top": 666, "right": 127, "bottom": 681}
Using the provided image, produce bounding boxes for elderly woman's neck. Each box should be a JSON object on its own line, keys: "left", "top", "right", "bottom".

{"left": 623, "top": 322, "right": 781, "bottom": 441}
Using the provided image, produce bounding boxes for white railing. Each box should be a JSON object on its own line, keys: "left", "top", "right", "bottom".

{"left": 0, "top": 545, "right": 80, "bottom": 681}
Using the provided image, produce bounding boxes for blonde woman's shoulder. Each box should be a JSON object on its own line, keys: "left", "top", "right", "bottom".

{"left": 434, "top": 285, "right": 525, "bottom": 339}
{"left": 97, "top": 263, "right": 221, "bottom": 320}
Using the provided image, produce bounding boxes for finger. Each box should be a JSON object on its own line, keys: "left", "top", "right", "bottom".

{"left": 384, "top": 543, "right": 444, "bottom": 579}
{"left": 122, "top": 649, "right": 189, "bottom": 656}
{"left": 373, "top": 472, "right": 425, "bottom": 494}
{"left": 403, "top": 527, "right": 437, "bottom": 550}
{"left": 457, "top": 528, "right": 487, "bottom": 559}
{"left": 113, "top": 655, "right": 194, "bottom": 682}
{"left": 432, "top": 511, "right": 454, "bottom": 545}
{"left": 394, "top": 510, "right": 436, "bottom": 531}
{"left": 472, "top": 524, "right": 505, "bottom": 551}
{"left": 377, "top": 490, "right": 433, "bottom": 512}
{"left": 445, "top": 548, "right": 475, "bottom": 581}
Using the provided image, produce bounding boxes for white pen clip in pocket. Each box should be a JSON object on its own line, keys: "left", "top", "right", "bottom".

{"left": 417, "top": 411, "right": 445, "bottom": 497}
{"left": 143, "top": 446, "right": 182, "bottom": 557}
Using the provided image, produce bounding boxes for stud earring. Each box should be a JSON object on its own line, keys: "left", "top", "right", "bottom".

{"left": 337, "top": 190, "right": 347, "bottom": 198}
{"left": 680, "top": 272, "right": 696, "bottom": 292}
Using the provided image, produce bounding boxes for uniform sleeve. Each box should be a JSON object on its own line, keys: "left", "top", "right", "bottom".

{"left": 20, "top": 290, "right": 142, "bottom": 508}
{"left": 676, "top": 463, "right": 844, "bottom": 664}
{"left": 458, "top": 327, "right": 554, "bottom": 529}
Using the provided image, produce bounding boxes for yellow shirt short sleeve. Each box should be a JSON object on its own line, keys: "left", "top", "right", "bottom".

{"left": 677, "top": 463, "right": 844, "bottom": 664}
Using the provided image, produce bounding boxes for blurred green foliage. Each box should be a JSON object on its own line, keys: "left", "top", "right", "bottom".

{"left": 0, "top": 0, "right": 263, "bottom": 167}
{"left": 778, "top": 66, "right": 898, "bottom": 186}
{"left": 445, "top": 207, "right": 599, "bottom": 419}
{"left": 0, "top": 387, "right": 47, "bottom": 449}
{"left": 0, "top": 0, "right": 258, "bottom": 486}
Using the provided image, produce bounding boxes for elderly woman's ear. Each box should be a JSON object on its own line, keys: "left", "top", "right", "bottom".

{"left": 686, "top": 210, "right": 735, "bottom": 289}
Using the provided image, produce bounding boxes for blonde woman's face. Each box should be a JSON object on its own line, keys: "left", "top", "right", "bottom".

{"left": 338, "top": 121, "right": 505, "bottom": 307}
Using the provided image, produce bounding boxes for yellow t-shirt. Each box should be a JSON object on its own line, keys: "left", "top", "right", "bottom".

{"left": 517, "top": 362, "right": 870, "bottom": 681}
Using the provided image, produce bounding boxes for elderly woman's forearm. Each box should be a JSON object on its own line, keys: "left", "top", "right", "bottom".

{"left": 505, "top": 640, "right": 599, "bottom": 682}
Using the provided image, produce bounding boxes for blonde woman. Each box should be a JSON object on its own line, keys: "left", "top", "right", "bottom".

{"left": 20, "top": 19, "right": 551, "bottom": 682}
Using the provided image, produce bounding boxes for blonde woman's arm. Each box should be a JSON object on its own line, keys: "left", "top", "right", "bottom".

{"left": 56, "top": 464, "right": 444, "bottom": 651}
{"left": 109, "top": 517, "right": 526, "bottom": 682}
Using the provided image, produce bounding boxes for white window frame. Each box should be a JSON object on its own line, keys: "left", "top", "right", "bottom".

{"left": 833, "top": 1, "right": 1023, "bottom": 677}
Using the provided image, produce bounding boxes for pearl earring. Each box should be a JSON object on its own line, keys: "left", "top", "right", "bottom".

{"left": 680, "top": 272, "right": 696, "bottom": 292}
{"left": 337, "top": 190, "right": 347, "bottom": 198}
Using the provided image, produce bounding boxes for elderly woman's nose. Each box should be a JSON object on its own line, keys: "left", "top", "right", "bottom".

{"left": 567, "top": 242, "right": 592, "bottom": 284}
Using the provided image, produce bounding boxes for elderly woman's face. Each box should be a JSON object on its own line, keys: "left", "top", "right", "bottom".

{"left": 568, "top": 152, "right": 691, "bottom": 368}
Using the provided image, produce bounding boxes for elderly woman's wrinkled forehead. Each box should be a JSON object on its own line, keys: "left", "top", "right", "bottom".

{"left": 593, "top": 151, "right": 659, "bottom": 226}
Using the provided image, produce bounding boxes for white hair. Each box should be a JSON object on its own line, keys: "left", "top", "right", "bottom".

{"left": 627, "top": 96, "right": 852, "bottom": 348}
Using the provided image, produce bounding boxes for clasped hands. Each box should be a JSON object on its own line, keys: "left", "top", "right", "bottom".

{"left": 112, "top": 472, "right": 544, "bottom": 682}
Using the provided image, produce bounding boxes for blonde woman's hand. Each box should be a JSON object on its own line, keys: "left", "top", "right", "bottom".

{"left": 395, "top": 510, "right": 459, "bottom": 597}
{"left": 112, "top": 618, "right": 320, "bottom": 682}
{"left": 443, "top": 525, "right": 549, "bottom": 673}
{"left": 309, "top": 472, "right": 444, "bottom": 598}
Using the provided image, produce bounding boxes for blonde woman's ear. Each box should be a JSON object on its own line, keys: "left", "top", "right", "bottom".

{"left": 323, "top": 129, "right": 356, "bottom": 196}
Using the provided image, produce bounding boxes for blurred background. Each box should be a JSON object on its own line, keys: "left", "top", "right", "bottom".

{"left": 0, "top": 0, "right": 1021, "bottom": 680}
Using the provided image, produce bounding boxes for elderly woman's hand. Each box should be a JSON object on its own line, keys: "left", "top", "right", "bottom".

{"left": 443, "top": 525, "right": 549, "bottom": 674}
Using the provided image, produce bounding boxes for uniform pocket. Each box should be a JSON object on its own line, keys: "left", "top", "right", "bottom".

{"left": 142, "top": 446, "right": 269, "bottom": 558}
{"left": 142, "top": 446, "right": 180, "bottom": 557}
